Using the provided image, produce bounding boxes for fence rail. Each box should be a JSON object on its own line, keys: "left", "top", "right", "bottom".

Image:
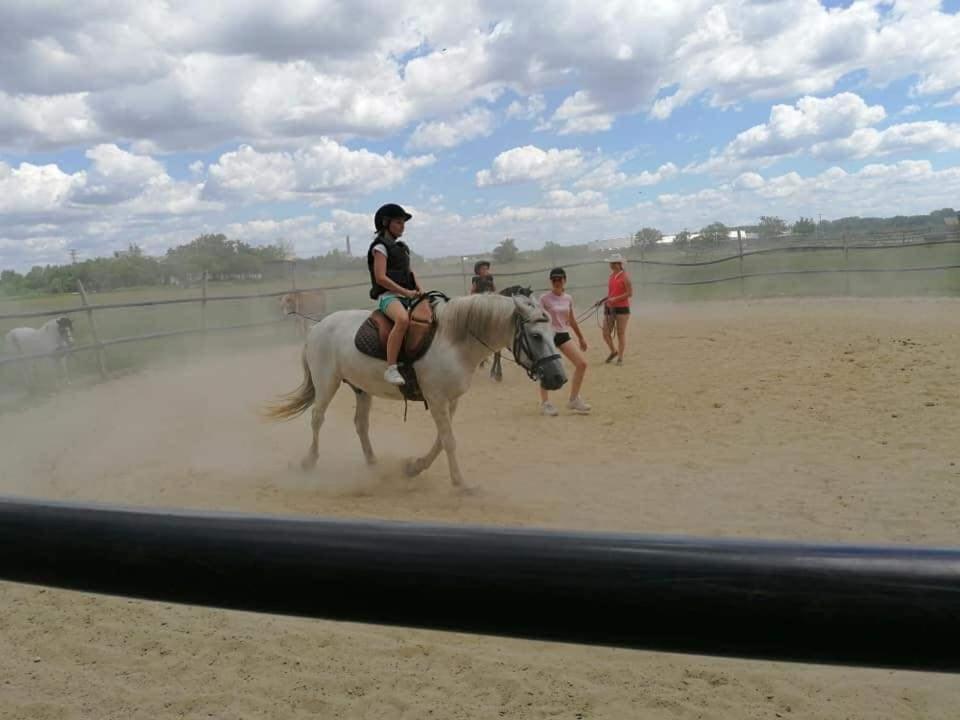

{"left": 2, "top": 237, "right": 959, "bottom": 375}
{"left": 1, "top": 496, "right": 958, "bottom": 673}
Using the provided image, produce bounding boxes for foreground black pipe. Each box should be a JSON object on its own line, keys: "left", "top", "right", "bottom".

{"left": 1, "top": 497, "right": 958, "bottom": 672}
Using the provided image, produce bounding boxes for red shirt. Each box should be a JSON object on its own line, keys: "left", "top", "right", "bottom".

{"left": 607, "top": 271, "right": 630, "bottom": 308}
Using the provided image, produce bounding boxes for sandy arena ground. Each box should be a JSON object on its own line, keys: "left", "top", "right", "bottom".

{"left": 1, "top": 297, "right": 959, "bottom": 719}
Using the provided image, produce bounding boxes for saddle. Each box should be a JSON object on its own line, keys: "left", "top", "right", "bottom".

{"left": 354, "top": 292, "right": 447, "bottom": 404}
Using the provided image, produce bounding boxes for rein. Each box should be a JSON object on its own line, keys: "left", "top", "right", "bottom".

{"left": 468, "top": 313, "right": 560, "bottom": 382}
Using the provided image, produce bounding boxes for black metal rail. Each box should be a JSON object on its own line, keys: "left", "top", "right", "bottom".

{"left": 1, "top": 497, "right": 958, "bottom": 672}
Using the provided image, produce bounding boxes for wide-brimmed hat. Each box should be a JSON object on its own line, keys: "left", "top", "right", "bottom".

{"left": 605, "top": 253, "right": 626, "bottom": 264}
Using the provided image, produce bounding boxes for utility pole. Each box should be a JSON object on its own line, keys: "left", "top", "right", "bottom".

{"left": 345, "top": 235, "right": 351, "bottom": 256}
{"left": 69, "top": 249, "right": 79, "bottom": 264}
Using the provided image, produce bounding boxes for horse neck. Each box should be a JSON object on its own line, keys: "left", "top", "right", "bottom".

{"left": 443, "top": 295, "right": 516, "bottom": 358}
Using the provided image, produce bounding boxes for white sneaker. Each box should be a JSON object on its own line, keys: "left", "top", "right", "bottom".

{"left": 567, "top": 396, "right": 591, "bottom": 414}
{"left": 384, "top": 365, "right": 405, "bottom": 385}
{"left": 540, "top": 401, "right": 559, "bottom": 416}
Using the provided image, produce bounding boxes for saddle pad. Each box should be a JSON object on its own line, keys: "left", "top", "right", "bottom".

{"left": 354, "top": 317, "right": 387, "bottom": 361}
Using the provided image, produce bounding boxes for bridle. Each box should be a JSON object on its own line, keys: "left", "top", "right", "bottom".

{"left": 469, "top": 308, "right": 560, "bottom": 382}
{"left": 511, "top": 313, "right": 561, "bottom": 381}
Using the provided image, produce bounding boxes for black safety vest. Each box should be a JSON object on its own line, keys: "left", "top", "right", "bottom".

{"left": 367, "top": 235, "right": 416, "bottom": 299}
{"left": 472, "top": 275, "right": 496, "bottom": 293}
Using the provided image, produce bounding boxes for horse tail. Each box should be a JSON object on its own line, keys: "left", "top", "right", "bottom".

{"left": 262, "top": 348, "right": 315, "bottom": 420}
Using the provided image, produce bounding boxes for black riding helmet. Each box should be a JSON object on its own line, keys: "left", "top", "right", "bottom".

{"left": 374, "top": 203, "right": 412, "bottom": 232}
{"left": 474, "top": 260, "right": 491, "bottom": 275}
{"left": 549, "top": 267, "right": 566, "bottom": 280}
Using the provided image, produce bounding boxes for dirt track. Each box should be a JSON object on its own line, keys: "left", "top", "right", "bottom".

{"left": 2, "top": 298, "right": 959, "bottom": 719}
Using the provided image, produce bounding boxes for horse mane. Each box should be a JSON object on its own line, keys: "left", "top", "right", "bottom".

{"left": 436, "top": 294, "right": 515, "bottom": 344}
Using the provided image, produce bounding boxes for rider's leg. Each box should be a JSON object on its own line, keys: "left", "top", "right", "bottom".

{"left": 383, "top": 299, "right": 409, "bottom": 384}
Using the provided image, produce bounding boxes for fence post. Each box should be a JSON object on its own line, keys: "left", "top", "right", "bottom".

{"left": 460, "top": 256, "right": 468, "bottom": 294}
{"left": 200, "top": 271, "right": 208, "bottom": 333}
{"left": 843, "top": 233, "right": 851, "bottom": 296}
{"left": 636, "top": 242, "right": 645, "bottom": 299}
{"left": 290, "top": 260, "right": 297, "bottom": 292}
{"left": 77, "top": 280, "right": 108, "bottom": 380}
{"left": 737, "top": 230, "right": 745, "bottom": 298}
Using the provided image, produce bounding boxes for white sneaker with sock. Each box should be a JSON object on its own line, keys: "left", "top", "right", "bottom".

{"left": 540, "top": 401, "right": 559, "bottom": 416}
{"left": 384, "top": 365, "right": 405, "bottom": 385}
{"left": 567, "top": 396, "right": 591, "bottom": 413}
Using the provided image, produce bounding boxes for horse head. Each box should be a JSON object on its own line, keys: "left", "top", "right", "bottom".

{"left": 511, "top": 295, "right": 566, "bottom": 391}
{"left": 279, "top": 293, "right": 296, "bottom": 316}
{"left": 55, "top": 316, "right": 75, "bottom": 347}
{"left": 499, "top": 285, "right": 533, "bottom": 298}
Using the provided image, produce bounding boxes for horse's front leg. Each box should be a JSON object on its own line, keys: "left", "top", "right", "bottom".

{"left": 353, "top": 389, "right": 376, "bottom": 465}
{"left": 405, "top": 399, "right": 457, "bottom": 479}
{"left": 430, "top": 399, "right": 474, "bottom": 491}
{"left": 57, "top": 354, "right": 71, "bottom": 386}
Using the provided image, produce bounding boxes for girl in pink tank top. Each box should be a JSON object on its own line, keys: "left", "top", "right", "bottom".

{"left": 536, "top": 267, "right": 591, "bottom": 416}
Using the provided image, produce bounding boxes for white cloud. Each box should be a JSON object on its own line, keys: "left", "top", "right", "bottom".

{"left": 812, "top": 121, "right": 960, "bottom": 160}
{"left": 543, "top": 189, "right": 606, "bottom": 207}
{"left": 223, "top": 216, "right": 339, "bottom": 258}
{"left": 3, "top": 2, "right": 960, "bottom": 152}
{"left": 0, "top": 161, "right": 84, "bottom": 214}
{"left": 689, "top": 93, "right": 887, "bottom": 173}
{"left": 506, "top": 94, "right": 545, "bottom": 121}
{"left": 934, "top": 90, "right": 960, "bottom": 108}
{"left": 0, "top": 92, "right": 101, "bottom": 151}
{"left": 549, "top": 91, "right": 615, "bottom": 135}
{"left": 645, "top": 160, "right": 960, "bottom": 231}
{"left": 407, "top": 107, "right": 495, "bottom": 150}
{"left": 206, "top": 139, "right": 434, "bottom": 204}
{"left": 73, "top": 144, "right": 167, "bottom": 205}
{"left": 476, "top": 145, "right": 584, "bottom": 187}
{"left": 574, "top": 160, "right": 678, "bottom": 190}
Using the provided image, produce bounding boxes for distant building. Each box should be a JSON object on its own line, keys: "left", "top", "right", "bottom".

{"left": 587, "top": 236, "right": 632, "bottom": 252}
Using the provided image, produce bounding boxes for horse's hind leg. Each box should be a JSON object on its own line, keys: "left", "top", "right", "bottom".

{"left": 301, "top": 372, "right": 340, "bottom": 472}
{"left": 353, "top": 389, "right": 376, "bottom": 465}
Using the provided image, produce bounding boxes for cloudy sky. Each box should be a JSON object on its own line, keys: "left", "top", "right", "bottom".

{"left": 2, "top": 0, "right": 960, "bottom": 271}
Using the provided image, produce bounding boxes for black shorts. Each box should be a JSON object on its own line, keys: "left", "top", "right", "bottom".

{"left": 604, "top": 306, "right": 630, "bottom": 316}
{"left": 554, "top": 332, "right": 572, "bottom": 347}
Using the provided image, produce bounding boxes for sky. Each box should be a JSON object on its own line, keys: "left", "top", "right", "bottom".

{"left": 2, "top": 0, "right": 960, "bottom": 271}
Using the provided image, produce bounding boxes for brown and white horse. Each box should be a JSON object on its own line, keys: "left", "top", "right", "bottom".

{"left": 280, "top": 290, "right": 327, "bottom": 337}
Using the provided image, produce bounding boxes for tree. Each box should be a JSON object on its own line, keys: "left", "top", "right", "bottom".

{"left": 699, "top": 222, "right": 729, "bottom": 246}
{"left": 633, "top": 227, "right": 663, "bottom": 249}
{"left": 793, "top": 217, "right": 816, "bottom": 235}
{"left": 672, "top": 230, "right": 691, "bottom": 249}
{"left": 758, "top": 216, "right": 788, "bottom": 239}
{"left": 492, "top": 238, "right": 518, "bottom": 264}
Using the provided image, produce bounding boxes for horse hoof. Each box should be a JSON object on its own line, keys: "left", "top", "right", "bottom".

{"left": 404, "top": 459, "right": 421, "bottom": 478}
{"left": 300, "top": 456, "right": 318, "bottom": 472}
{"left": 455, "top": 484, "right": 480, "bottom": 496}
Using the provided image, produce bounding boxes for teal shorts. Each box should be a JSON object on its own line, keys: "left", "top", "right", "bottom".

{"left": 377, "top": 293, "right": 412, "bottom": 314}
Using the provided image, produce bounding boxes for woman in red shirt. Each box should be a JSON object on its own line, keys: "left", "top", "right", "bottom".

{"left": 602, "top": 253, "right": 632, "bottom": 366}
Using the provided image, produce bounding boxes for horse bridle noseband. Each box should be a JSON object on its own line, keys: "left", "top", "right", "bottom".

{"left": 512, "top": 314, "right": 561, "bottom": 381}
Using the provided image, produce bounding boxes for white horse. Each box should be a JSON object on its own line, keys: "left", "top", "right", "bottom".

{"left": 3, "top": 316, "right": 75, "bottom": 388}
{"left": 265, "top": 293, "right": 566, "bottom": 491}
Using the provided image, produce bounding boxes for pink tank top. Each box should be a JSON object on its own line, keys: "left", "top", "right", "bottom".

{"left": 540, "top": 292, "right": 572, "bottom": 332}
